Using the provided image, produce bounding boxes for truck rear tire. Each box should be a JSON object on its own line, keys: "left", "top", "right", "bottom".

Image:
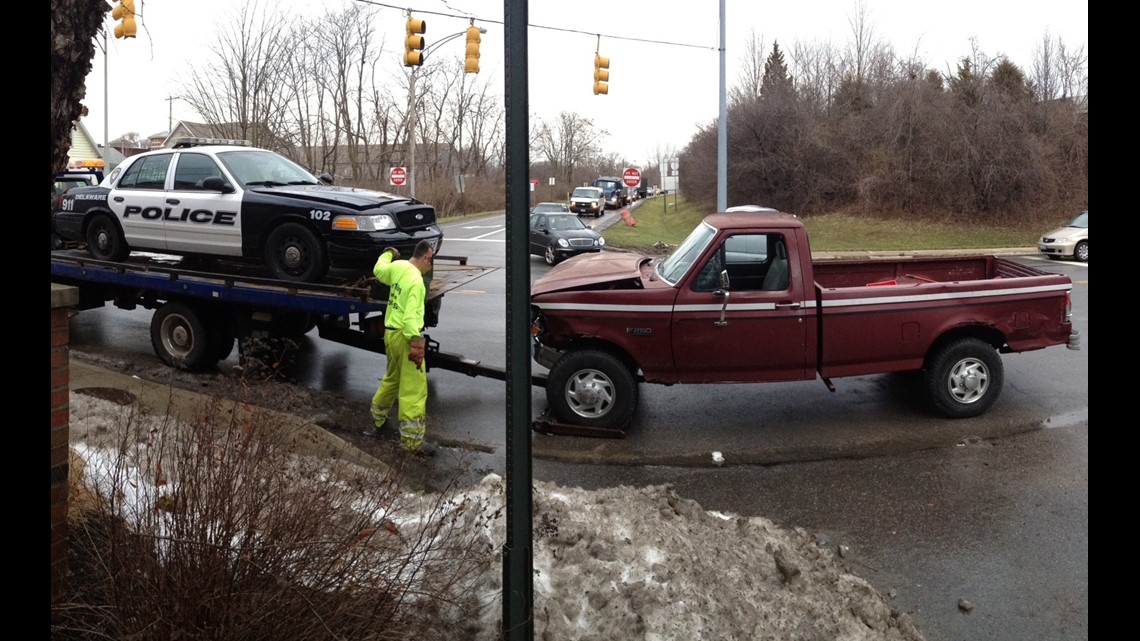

{"left": 151, "top": 302, "right": 215, "bottom": 371}
{"left": 547, "top": 349, "right": 637, "bottom": 429}
{"left": 925, "top": 337, "right": 1004, "bottom": 418}
{"left": 265, "top": 222, "right": 328, "bottom": 283}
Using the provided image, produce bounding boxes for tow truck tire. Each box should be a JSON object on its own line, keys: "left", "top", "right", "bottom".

{"left": 86, "top": 214, "right": 129, "bottom": 262}
{"left": 150, "top": 302, "right": 214, "bottom": 371}
{"left": 924, "top": 337, "right": 1004, "bottom": 418}
{"left": 547, "top": 349, "right": 638, "bottom": 429}
{"left": 264, "top": 222, "right": 328, "bottom": 283}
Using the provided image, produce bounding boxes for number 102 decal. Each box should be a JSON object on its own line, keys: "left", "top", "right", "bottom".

{"left": 309, "top": 209, "right": 332, "bottom": 221}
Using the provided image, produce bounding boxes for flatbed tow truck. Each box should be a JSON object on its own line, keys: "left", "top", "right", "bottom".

{"left": 51, "top": 250, "right": 625, "bottom": 437}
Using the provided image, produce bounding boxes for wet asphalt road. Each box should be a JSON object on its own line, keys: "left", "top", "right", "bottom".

{"left": 63, "top": 207, "right": 1088, "bottom": 641}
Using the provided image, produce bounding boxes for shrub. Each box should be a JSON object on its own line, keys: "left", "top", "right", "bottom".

{"left": 53, "top": 393, "right": 494, "bottom": 641}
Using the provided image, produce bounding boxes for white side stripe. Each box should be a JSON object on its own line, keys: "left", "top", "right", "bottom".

{"left": 533, "top": 282, "right": 1071, "bottom": 314}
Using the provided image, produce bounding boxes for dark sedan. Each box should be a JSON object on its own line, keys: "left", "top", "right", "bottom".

{"left": 529, "top": 212, "right": 606, "bottom": 265}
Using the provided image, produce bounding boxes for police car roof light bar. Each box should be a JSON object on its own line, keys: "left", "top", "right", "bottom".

{"left": 171, "top": 137, "right": 253, "bottom": 148}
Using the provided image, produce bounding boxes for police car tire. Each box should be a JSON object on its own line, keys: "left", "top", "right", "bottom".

{"left": 265, "top": 222, "right": 328, "bottom": 283}
{"left": 86, "top": 214, "right": 129, "bottom": 262}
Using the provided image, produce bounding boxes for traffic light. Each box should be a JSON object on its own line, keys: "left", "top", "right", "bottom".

{"left": 593, "top": 54, "right": 610, "bottom": 95}
{"left": 464, "top": 25, "right": 481, "bottom": 74}
{"left": 112, "top": 0, "right": 137, "bottom": 39}
{"left": 404, "top": 16, "right": 426, "bottom": 66}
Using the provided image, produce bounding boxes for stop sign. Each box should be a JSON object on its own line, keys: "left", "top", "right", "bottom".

{"left": 622, "top": 167, "right": 641, "bottom": 188}
{"left": 389, "top": 166, "right": 407, "bottom": 186}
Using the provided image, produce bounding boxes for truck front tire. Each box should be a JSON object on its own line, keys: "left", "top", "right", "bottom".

{"left": 547, "top": 349, "right": 638, "bottom": 429}
{"left": 925, "top": 337, "right": 1004, "bottom": 418}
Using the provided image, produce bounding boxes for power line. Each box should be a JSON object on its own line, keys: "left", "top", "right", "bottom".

{"left": 355, "top": 0, "right": 716, "bottom": 51}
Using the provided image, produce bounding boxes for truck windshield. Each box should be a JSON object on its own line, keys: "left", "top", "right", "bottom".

{"left": 657, "top": 222, "right": 716, "bottom": 285}
{"left": 594, "top": 180, "right": 620, "bottom": 190}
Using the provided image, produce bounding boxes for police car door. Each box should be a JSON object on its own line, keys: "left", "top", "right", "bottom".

{"left": 164, "top": 152, "right": 242, "bottom": 256}
{"left": 112, "top": 152, "right": 175, "bottom": 250}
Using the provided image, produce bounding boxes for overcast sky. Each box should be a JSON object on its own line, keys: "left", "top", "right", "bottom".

{"left": 81, "top": 0, "right": 1088, "bottom": 164}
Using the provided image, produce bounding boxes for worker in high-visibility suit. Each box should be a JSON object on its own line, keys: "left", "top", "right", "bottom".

{"left": 367, "top": 239, "right": 436, "bottom": 455}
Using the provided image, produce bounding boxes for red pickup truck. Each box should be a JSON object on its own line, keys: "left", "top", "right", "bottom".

{"left": 529, "top": 211, "right": 1081, "bottom": 429}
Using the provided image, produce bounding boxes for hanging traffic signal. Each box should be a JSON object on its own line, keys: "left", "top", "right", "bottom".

{"left": 464, "top": 26, "right": 481, "bottom": 73}
{"left": 112, "top": 0, "right": 137, "bottom": 39}
{"left": 404, "top": 16, "right": 426, "bottom": 66}
{"left": 593, "top": 54, "right": 610, "bottom": 95}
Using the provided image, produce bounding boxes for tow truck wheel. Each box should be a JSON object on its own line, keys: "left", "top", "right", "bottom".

{"left": 547, "top": 349, "right": 638, "bottom": 429}
{"left": 86, "top": 214, "right": 129, "bottom": 261}
{"left": 265, "top": 222, "right": 328, "bottom": 283}
{"left": 150, "top": 302, "right": 213, "bottom": 371}
{"left": 924, "top": 337, "right": 1004, "bottom": 418}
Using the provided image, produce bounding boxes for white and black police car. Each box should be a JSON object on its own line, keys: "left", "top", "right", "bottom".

{"left": 51, "top": 138, "right": 443, "bottom": 283}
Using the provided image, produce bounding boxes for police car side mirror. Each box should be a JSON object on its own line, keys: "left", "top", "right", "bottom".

{"left": 318, "top": 173, "right": 334, "bottom": 185}
{"left": 201, "top": 176, "right": 235, "bottom": 194}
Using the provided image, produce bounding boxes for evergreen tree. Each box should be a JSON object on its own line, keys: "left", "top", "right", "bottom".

{"left": 760, "top": 41, "right": 794, "bottom": 100}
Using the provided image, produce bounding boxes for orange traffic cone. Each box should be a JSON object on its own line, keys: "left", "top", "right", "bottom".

{"left": 620, "top": 208, "right": 637, "bottom": 226}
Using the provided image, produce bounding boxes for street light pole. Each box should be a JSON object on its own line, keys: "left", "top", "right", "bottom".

{"left": 406, "top": 27, "right": 486, "bottom": 200}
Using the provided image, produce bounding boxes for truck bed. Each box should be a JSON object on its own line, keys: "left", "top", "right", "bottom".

{"left": 811, "top": 255, "right": 1048, "bottom": 289}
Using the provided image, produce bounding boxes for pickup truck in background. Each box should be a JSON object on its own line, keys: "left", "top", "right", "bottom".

{"left": 530, "top": 210, "right": 1080, "bottom": 428}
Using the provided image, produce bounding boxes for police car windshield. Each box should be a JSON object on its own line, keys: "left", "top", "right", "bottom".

{"left": 216, "top": 149, "right": 320, "bottom": 188}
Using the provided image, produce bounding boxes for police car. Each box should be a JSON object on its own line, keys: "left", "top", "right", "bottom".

{"left": 51, "top": 138, "right": 443, "bottom": 283}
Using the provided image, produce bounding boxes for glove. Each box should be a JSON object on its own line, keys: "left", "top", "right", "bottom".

{"left": 408, "top": 339, "right": 425, "bottom": 371}
{"left": 382, "top": 247, "right": 400, "bottom": 259}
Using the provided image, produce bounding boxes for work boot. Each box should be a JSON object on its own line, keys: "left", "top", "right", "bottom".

{"left": 403, "top": 441, "right": 438, "bottom": 458}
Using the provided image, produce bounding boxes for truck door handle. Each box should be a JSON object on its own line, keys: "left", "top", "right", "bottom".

{"left": 166, "top": 198, "right": 181, "bottom": 205}
{"left": 775, "top": 302, "right": 801, "bottom": 310}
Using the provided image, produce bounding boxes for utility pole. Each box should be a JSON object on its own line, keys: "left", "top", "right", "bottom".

{"left": 103, "top": 29, "right": 109, "bottom": 157}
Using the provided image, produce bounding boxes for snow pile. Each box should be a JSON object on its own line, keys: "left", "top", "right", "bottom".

{"left": 425, "top": 476, "right": 925, "bottom": 641}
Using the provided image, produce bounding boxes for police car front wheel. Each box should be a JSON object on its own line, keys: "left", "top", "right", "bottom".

{"left": 264, "top": 222, "right": 328, "bottom": 283}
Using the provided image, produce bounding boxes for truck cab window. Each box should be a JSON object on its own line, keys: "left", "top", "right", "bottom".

{"left": 695, "top": 233, "right": 789, "bottom": 291}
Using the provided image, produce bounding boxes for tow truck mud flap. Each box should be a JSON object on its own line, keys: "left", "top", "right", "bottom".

{"left": 531, "top": 408, "right": 627, "bottom": 439}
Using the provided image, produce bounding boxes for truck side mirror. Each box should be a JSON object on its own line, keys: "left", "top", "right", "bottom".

{"left": 719, "top": 269, "right": 731, "bottom": 291}
{"left": 201, "top": 176, "right": 235, "bottom": 194}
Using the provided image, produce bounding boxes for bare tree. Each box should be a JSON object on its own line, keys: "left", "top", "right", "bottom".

{"left": 1031, "top": 32, "right": 1088, "bottom": 101}
{"left": 182, "top": 0, "right": 296, "bottom": 150}
{"left": 729, "top": 30, "right": 767, "bottom": 106}
{"left": 309, "top": 3, "right": 382, "bottom": 181}
{"left": 533, "top": 112, "right": 606, "bottom": 188}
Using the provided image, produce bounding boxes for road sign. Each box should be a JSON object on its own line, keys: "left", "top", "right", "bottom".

{"left": 389, "top": 166, "right": 407, "bottom": 186}
{"left": 622, "top": 167, "right": 641, "bottom": 188}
